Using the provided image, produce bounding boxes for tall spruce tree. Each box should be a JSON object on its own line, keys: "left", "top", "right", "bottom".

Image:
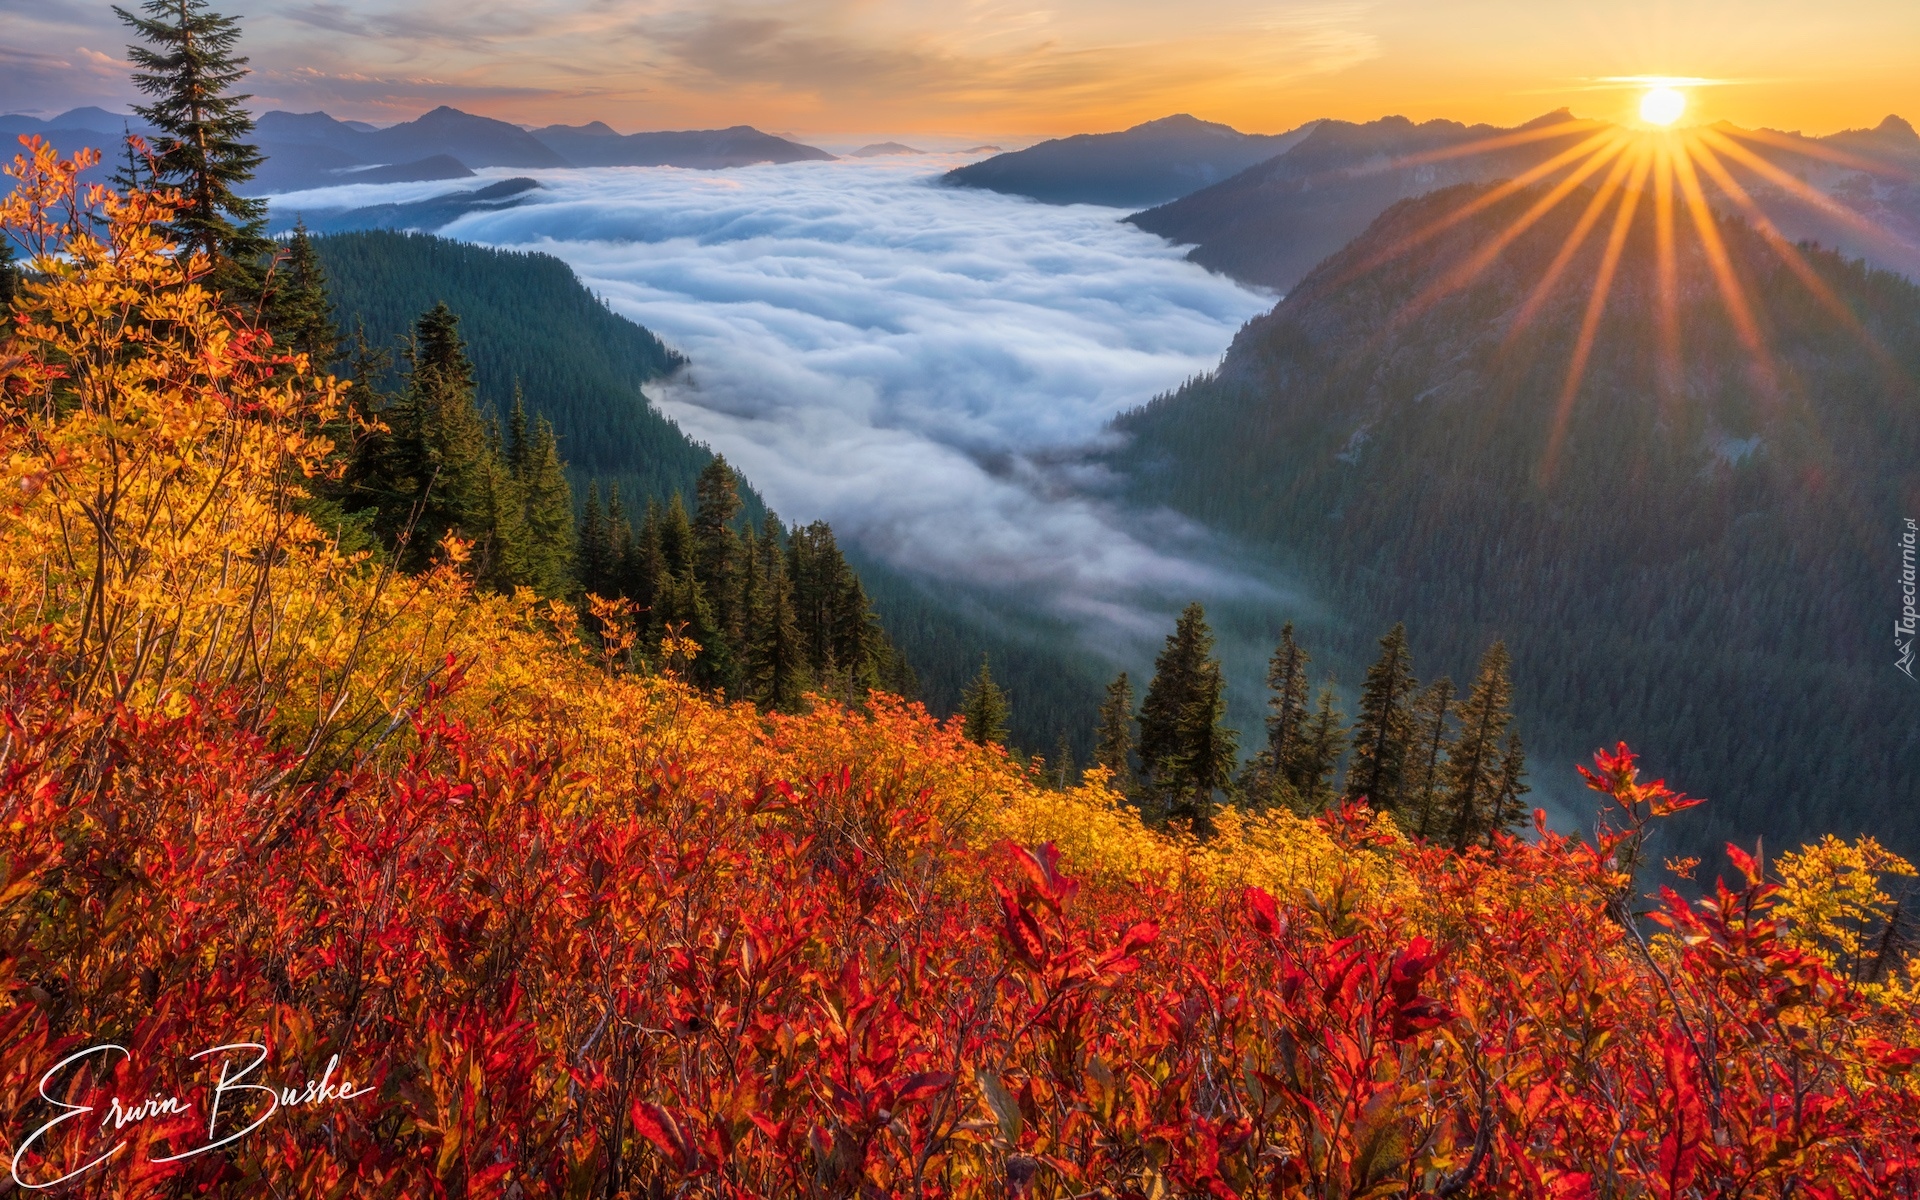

{"left": 1345, "top": 623, "right": 1418, "bottom": 811}
{"left": 579, "top": 483, "right": 610, "bottom": 597}
{"left": 1241, "top": 623, "right": 1313, "bottom": 808}
{"left": 747, "top": 514, "right": 809, "bottom": 712}
{"left": 1489, "top": 731, "right": 1531, "bottom": 845}
{"left": 1445, "top": 641, "right": 1517, "bottom": 850}
{"left": 1297, "top": 683, "right": 1349, "bottom": 812}
{"left": 264, "top": 221, "right": 336, "bottom": 365}
{"left": 1138, "top": 603, "right": 1237, "bottom": 834}
{"left": 692, "top": 458, "right": 745, "bottom": 692}
{"left": 1093, "top": 672, "right": 1137, "bottom": 793}
{"left": 960, "top": 656, "right": 1011, "bottom": 747}
{"left": 513, "top": 409, "right": 575, "bottom": 597}
{"left": 116, "top": 0, "right": 272, "bottom": 289}
{"left": 1405, "top": 677, "right": 1456, "bottom": 836}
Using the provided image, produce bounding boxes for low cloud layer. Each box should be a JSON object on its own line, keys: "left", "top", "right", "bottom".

{"left": 275, "top": 156, "right": 1287, "bottom": 657}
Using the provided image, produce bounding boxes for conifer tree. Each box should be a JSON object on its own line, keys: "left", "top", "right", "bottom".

{"left": 579, "top": 483, "right": 609, "bottom": 597}
{"left": 1405, "top": 677, "right": 1456, "bottom": 836}
{"left": 1241, "top": 623, "right": 1313, "bottom": 809}
{"left": 627, "top": 500, "right": 664, "bottom": 613}
{"left": 1093, "top": 672, "right": 1137, "bottom": 793}
{"left": 1295, "top": 683, "right": 1348, "bottom": 812}
{"left": 1345, "top": 623, "right": 1417, "bottom": 811}
{"left": 1445, "top": 641, "right": 1517, "bottom": 850}
{"left": 1138, "top": 603, "right": 1238, "bottom": 834}
{"left": 351, "top": 303, "right": 489, "bottom": 567}
{"left": 471, "top": 433, "right": 531, "bottom": 593}
{"left": 692, "top": 458, "right": 744, "bottom": 692}
{"left": 513, "top": 409, "right": 574, "bottom": 597}
{"left": 1052, "top": 734, "right": 1076, "bottom": 790}
{"left": 1489, "top": 730, "right": 1531, "bottom": 845}
{"left": 264, "top": 221, "right": 336, "bottom": 365}
{"left": 116, "top": 0, "right": 272, "bottom": 287}
{"left": 960, "top": 656, "right": 1011, "bottom": 747}
{"left": 747, "top": 514, "right": 809, "bottom": 712}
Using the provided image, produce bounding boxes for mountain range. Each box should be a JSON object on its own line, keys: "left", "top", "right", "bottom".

{"left": 0, "top": 104, "right": 835, "bottom": 194}
{"left": 942, "top": 114, "right": 1318, "bottom": 207}
{"left": 1129, "top": 111, "right": 1920, "bottom": 292}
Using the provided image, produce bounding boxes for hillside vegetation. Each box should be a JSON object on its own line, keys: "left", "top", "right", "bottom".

{"left": 1115, "top": 179, "right": 1920, "bottom": 862}
{"left": 5, "top": 132, "right": 1920, "bottom": 1199}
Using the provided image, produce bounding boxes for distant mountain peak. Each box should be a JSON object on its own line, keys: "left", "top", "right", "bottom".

{"left": 1518, "top": 108, "right": 1579, "bottom": 129}
{"left": 1876, "top": 114, "right": 1918, "bottom": 142}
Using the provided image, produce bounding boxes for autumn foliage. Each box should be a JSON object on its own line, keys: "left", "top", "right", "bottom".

{"left": 3, "top": 139, "right": 1920, "bottom": 1198}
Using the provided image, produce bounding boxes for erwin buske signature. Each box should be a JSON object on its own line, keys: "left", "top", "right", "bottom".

{"left": 10, "top": 1043, "right": 373, "bottom": 1190}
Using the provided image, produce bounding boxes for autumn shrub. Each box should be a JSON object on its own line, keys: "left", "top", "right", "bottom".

{"left": 3, "top": 140, "right": 1920, "bottom": 1198}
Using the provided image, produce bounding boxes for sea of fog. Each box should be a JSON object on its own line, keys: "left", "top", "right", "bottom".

{"left": 267, "top": 155, "right": 1291, "bottom": 657}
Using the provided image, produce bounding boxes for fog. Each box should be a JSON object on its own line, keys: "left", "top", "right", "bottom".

{"left": 275, "top": 155, "right": 1295, "bottom": 658}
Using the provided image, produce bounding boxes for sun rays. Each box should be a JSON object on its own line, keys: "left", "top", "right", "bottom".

{"left": 1335, "top": 106, "right": 1913, "bottom": 481}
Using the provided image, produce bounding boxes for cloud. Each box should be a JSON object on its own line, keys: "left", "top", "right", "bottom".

{"left": 275, "top": 155, "right": 1292, "bottom": 660}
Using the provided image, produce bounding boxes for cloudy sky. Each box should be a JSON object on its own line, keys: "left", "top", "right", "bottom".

{"left": 7, "top": 0, "right": 1918, "bottom": 137}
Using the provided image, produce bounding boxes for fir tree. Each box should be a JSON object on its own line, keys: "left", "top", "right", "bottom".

{"left": 115, "top": 0, "right": 272, "bottom": 287}
{"left": 1406, "top": 677, "right": 1456, "bottom": 837}
{"left": 747, "top": 514, "right": 809, "bottom": 712}
{"left": 1093, "top": 672, "right": 1137, "bottom": 793}
{"left": 1345, "top": 623, "right": 1417, "bottom": 811}
{"left": 515, "top": 412, "right": 575, "bottom": 597}
{"left": 1489, "top": 731, "right": 1531, "bottom": 845}
{"left": 264, "top": 221, "right": 336, "bottom": 365}
{"left": 579, "top": 483, "right": 609, "bottom": 597}
{"left": 960, "top": 656, "right": 1011, "bottom": 747}
{"left": 692, "top": 458, "right": 745, "bottom": 692}
{"left": 1445, "top": 641, "right": 1517, "bottom": 850}
{"left": 1241, "top": 623, "right": 1313, "bottom": 809}
{"left": 470, "top": 434, "right": 531, "bottom": 593}
{"left": 1052, "top": 734, "right": 1076, "bottom": 790}
{"left": 1138, "top": 603, "right": 1238, "bottom": 835}
{"left": 1296, "top": 683, "right": 1348, "bottom": 813}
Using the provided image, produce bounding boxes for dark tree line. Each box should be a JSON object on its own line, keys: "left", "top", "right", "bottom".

{"left": 575, "top": 462, "right": 914, "bottom": 709}
{"left": 1088, "top": 606, "right": 1527, "bottom": 844}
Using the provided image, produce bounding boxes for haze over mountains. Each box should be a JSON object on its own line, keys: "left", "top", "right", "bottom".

{"left": 0, "top": 103, "right": 835, "bottom": 195}
{"left": 942, "top": 114, "right": 1318, "bottom": 208}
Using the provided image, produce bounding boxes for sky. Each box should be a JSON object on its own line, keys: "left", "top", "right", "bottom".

{"left": 5, "top": 0, "right": 1917, "bottom": 138}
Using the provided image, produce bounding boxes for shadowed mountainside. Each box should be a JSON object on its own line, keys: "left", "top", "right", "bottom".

{"left": 943, "top": 114, "right": 1318, "bottom": 208}
{"left": 1112, "top": 180, "right": 1920, "bottom": 861}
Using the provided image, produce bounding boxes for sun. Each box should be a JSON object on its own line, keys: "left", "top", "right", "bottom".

{"left": 1640, "top": 87, "right": 1687, "bottom": 127}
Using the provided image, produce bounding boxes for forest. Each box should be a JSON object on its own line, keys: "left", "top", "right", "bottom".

{"left": 1116, "top": 179, "right": 1920, "bottom": 864}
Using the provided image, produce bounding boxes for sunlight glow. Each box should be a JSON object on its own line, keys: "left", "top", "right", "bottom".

{"left": 1640, "top": 88, "right": 1687, "bottom": 126}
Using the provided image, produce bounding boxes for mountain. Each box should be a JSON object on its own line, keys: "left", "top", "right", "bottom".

{"left": 1130, "top": 111, "right": 1920, "bottom": 293}
{"left": 942, "top": 114, "right": 1319, "bottom": 208}
{"left": 850, "top": 142, "right": 923, "bottom": 157}
{"left": 0, "top": 106, "right": 153, "bottom": 138}
{"left": 530, "top": 123, "right": 834, "bottom": 168}
{"left": 244, "top": 108, "right": 833, "bottom": 194}
{"left": 1128, "top": 111, "right": 1603, "bottom": 292}
{"left": 273, "top": 177, "right": 543, "bottom": 235}
{"left": 314, "top": 230, "right": 708, "bottom": 513}
{"left": 1111, "top": 179, "right": 1920, "bottom": 862}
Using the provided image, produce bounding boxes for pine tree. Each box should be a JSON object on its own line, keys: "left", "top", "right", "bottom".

{"left": 747, "top": 514, "right": 809, "bottom": 712}
{"left": 1405, "top": 677, "right": 1456, "bottom": 837}
{"left": 264, "top": 221, "right": 336, "bottom": 365}
{"left": 960, "top": 656, "right": 1011, "bottom": 747}
{"left": 579, "top": 483, "right": 609, "bottom": 597}
{"left": 1445, "top": 641, "right": 1517, "bottom": 851}
{"left": 514, "top": 410, "right": 574, "bottom": 597}
{"left": 1138, "top": 603, "right": 1238, "bottom": 834}
{"left": 1489, "top": 730, "right": 1531, "bottom": 845}
{"left": 348, "top": 302, "right": 489, "bottom": 568}
{"left": 1297, "top": 683, "right": 1349, "bottom": 812}
{"left": 1345, "top": 623, "right": 1417, "bottom": 811}
{"left": 692, "top": 458, "right": 744, "bottom": 692}
{"left": 115, "top": 0, "right": 272, "bottom": 287}
{"left": 1092, "top": 672, "right": 1137, "bottom": 793}
{"left": 1242, "top": 624, "right": 1313, "bottom": 809}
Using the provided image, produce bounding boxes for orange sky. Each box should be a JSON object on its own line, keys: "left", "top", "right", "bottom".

{"left": 7, "top": 0, "right": 1916, "bottom": 137}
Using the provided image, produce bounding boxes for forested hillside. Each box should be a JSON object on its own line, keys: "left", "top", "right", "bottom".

{"left": 314, "top": 231, "right": 723, "bottom": 512}
{"left": 1115, "top": 180, "right": 1920, "bottom": 861}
